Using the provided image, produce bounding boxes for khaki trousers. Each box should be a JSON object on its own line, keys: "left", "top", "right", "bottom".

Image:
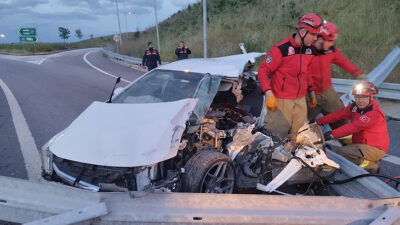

{"left": 264, "top": 96, "right": 307, "bottom": 139}
{"left": 338, "top": 144, "right": 386, "bottom": 173}
{"left": 307, "top": 87, "right": 346, "bottom": 130}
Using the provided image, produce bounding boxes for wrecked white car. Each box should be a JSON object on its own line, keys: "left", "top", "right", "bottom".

{"left": 42, "top": 53, "right": 338, "bottom": 193}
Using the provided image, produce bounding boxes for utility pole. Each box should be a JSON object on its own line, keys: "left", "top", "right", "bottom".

{"left": 116, "top": 40, "right": 119, "bottom": 53}
{"left": 125, "top": 13, "right": 128, "bottom": 40}
{"left": 154, "top": 0, "right": 161, "bottom": 54}
{"left": 115, "top": 0, "right": 123, "bottom": 45}
{"left": 203, "top": 0, "right": 207, "bottom": 58}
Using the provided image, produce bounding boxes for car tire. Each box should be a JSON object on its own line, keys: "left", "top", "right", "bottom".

{"left": 182, "top": 150, "right": 235, "bottom": 193}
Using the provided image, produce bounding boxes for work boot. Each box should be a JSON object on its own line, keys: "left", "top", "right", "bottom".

{"left": 366, "top": 167, "right": 379, "bottom": 174}
{"left": 360, "top": 160, "right": 380, "bottom": 174}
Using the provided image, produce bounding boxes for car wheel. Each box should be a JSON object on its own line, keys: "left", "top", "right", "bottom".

{"left": 182, "top": 150, "right": 235, "bottom": 193}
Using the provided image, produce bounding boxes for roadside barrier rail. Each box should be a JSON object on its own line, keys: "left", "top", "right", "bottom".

{"left": 1, "top": 176, "right": 400, "bottom": 225}
{"left": 334, "top": 46, "right": 400, "bottom": 101}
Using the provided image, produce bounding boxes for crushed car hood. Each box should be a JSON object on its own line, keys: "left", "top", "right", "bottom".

{"left": 159, "top": 52, "right": 266, "bottom": 77}
{"left": 49, "top": 99, "right": 198, "bottom": 167}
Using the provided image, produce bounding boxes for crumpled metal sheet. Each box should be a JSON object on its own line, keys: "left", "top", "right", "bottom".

{"left": 49, "top": 99, "right": 198, "bottom": 167}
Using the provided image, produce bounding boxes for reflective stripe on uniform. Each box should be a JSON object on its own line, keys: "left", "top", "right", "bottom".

{"left": 359, "top": 159, "right": 370, "bottom": 168}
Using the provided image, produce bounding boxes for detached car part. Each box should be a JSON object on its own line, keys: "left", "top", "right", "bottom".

{"left": 257, "top": 123, "right": 340, "bottom": 193}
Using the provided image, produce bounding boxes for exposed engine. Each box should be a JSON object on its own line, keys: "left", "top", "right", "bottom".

{"left": 146, "top": 77, "right": 339, "bottom": 194}
{"left": 45, "top": 73, "right": 339, "bottom": 195}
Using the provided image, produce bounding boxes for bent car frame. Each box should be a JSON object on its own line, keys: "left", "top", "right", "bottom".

{"left": 42, "top": 53, "right": 339, "bottom": 194}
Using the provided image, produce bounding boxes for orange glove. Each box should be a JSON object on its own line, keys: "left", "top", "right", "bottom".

{"left": 265, "top": 95, "right": 278, "bottom": 111}
{"left": 309, "top": 91, "right": 317, "bottom": 108}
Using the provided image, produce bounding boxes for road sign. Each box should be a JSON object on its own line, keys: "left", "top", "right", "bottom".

{"left": 19, "top": 36, "right": 37, "bottom": 42}
{"left": 113, "top": 34, "right": 120, "bottom": 43}
{"left": 19, "top": 28, "right": 36, "bottom": 36}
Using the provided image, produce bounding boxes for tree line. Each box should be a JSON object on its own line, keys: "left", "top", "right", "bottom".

{"left": 58, "top": 27, "right": 94, "bottom": 43}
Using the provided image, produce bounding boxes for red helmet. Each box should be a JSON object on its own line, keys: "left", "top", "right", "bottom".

{"left": 352, "top": 80, "right": 378, "bottom": 96}
{"left": 296, "top": 13, "right": 323, "bottom": 33}
{"left": 320, "top": 22, "right": 338, "bottom": 41}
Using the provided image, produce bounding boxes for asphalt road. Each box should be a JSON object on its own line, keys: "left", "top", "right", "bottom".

{"left": 0, "top": 48, "right": 399, "bottom": 189}
{"left": 0, "top": 48, "right": 144, "bottom": 179}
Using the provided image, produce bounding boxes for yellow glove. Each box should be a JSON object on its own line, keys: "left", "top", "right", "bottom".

{"left": 309, "top": 91, "right": 317, "bottom": 108}
{"left": 265, "top": 95, "right": 278, "bottom": 111}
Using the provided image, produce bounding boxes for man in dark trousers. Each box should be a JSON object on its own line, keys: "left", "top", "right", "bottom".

{"left": 257, "top": 13, "right": 323, "bottom": 138}
{"left": 317, "top": 80, "right": 389, "bottom": 173}
{"left": 142, "top": 42, "right": 161, "bottom": 71}
{"left": 308, "top": 22, "right": 363, "bottom": 129}
{"left": 175, "top": 41, "right": 191, "bottom": 60}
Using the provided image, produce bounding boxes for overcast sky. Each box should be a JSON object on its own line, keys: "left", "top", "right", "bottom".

{"left": 0, "top": 0, "right": 200, "bottom": 43}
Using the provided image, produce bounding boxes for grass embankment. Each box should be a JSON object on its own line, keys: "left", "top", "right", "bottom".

{"left": 118, "top": 0, "right": 400, "bottom": 83}
{"left": 0, "top": 36, "right": 114, "bottom": 55}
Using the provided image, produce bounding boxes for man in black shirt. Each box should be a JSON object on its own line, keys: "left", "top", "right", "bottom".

{"left": 175, "top": 41, "right": 191, "bottom": 60}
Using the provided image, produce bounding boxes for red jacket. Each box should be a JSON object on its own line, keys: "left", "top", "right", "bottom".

{"left": 316, "top": 99, "right": 389, "bottom": 152}
{"left": 309, "top": 47, "right": 362, "bottom": 94}
{"left": 257, "top": 34, "right": 315, "bottom": 99}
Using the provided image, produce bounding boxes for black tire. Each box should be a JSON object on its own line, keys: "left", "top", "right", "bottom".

{"left": 182, "top": 150, "right": 235, "bottom": 193}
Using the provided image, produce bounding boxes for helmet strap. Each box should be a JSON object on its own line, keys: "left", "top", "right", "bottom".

{"left": 297, "top": 28, "right": 308, "bottom": 46}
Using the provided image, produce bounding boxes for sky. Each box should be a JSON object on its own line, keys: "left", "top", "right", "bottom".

{"left": 0, "top": 0, "right": 200, "bottom": 43}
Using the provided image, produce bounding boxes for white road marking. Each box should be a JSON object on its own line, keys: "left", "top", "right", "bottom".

{"left": 39, "top": 48, "right": 99, "bottom": 65}
{"left": 38, "top": 55, "right": 51, "bottom": 65}
{"left": 0, "top": 79, "right": 42, "bottom": 181}
{"left": 0, "top": 54, "right": 43, "bottom": 65}
{"left": 37, "top": 49, "right": 93, "bottom": 65}
{"left": 83, "top": 50, "right": 131, "bottom": 84}
{"left": 0, "top": 49, "right": 100, "bottom": 65}
{"left": 382, "top": 154, "right": 400, "bottom": 165}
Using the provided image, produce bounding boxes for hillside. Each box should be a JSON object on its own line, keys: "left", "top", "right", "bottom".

{"left": 119, "top": 0, "right": 400, "bottom": 82}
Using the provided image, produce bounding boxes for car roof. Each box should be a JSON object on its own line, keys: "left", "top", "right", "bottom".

{"left": 157, "top": 52, "right": 266, "bottom": 78}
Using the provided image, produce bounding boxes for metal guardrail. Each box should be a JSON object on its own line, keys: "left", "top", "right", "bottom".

{"left": 326, "top": 146, "right": 400, "bottom": 198}
{"left": 103, "top": 49, "right": 142, "bottom": 66}
{"left": 333, "top": 79, "right": 400, "bottom": 100}
{"left": 333, "top": 46, "right": 400, "bottom": 101}
{"left": 1, "top": 175, "right": 400, "bottom": 225}
{"left": 368, "top": 46, "right": 400, "bottom": 85}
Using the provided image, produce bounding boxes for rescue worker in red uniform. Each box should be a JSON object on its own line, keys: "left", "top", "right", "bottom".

{"left": 142, "top": 42, "right": 161, "bottom": 71}
{"left": 316, "top": 80, "right": 389, "bottom": 173}
{"left": 258, "top": 13, "right": 323, "bottom": 138}
{"left": 308, "top": 22, "right": 363, "bottom": 129}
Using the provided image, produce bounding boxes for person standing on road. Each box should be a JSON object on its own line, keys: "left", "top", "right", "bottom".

{"left": 257, "top": 13, "right": 323, "bottom": 138}
{"left": 308, "top": 22, "right": 363, "bottom": 129}
{"left": 175, "top": 41, "right": 191, "bottom": 60}
{"left": 142, "top": 42, "right": 161, "bottom": 71}
{"left": 317, "top": 80, "right": 389, "bottom": 173}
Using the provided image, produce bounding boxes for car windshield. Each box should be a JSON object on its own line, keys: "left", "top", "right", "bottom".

{"left": 113, "top": 69, "right": 204, "bottom": 103}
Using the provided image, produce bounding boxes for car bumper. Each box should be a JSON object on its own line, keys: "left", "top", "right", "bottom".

{"left": 42, "top": 144, "right": 100, "bottom": 192}
{"left": 52, "top": 162, "right": 100, "bottom": 192}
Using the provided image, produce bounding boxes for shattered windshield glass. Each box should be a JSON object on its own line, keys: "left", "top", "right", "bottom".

{"left": 113, "top": 69, "right": 204, "bottom": 103}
